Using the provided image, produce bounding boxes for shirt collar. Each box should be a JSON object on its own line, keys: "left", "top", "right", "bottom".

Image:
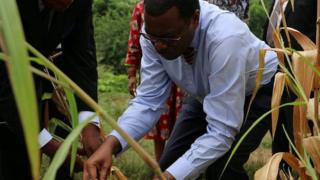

{"left": 190, "top": 5, "right": 202, "bottom": 50}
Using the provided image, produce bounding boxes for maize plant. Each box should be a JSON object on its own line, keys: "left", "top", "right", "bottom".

{"left": 250, "top": 0, "right": 320, "bottom": 179}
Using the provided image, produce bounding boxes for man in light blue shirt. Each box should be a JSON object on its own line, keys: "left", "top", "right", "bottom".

{"left": 84, "top": 0, "right": 279, "bottom": 179}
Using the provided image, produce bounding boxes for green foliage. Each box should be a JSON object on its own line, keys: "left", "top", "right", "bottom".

{"left": 93, "top": 0, "right": 109, "bottom": 16}
{"left": 94, "top": 0, "right": 136, "bottom": 74}
{"left": 98, "top": 72, "right": 128, "bottom": 93}
{"left": 248, "top": 0, "right": 272, "bottom": 39}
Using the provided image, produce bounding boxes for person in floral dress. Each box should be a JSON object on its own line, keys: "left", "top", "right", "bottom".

{"left": 206, "top": 0, "right": 249, "bottom": 21}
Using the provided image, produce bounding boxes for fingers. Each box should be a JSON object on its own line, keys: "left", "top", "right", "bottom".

{"left": 83, "top": 162, "right": 98, "bottom": 180}
{"left": 99, "top": 163, "right": 111, "bottom": 180}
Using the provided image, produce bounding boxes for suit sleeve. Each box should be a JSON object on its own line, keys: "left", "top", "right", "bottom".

{"left": 60, "top": 1, "right": 98, "bottom": 111}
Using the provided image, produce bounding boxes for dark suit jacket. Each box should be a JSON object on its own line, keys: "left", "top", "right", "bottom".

{"left": 264, "top": 0, "right": 316, "bottom": 49}
{"left": 0, "top": 0, "right": 97, "bottom": 130}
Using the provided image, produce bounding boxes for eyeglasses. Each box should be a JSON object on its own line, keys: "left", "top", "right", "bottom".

{"left": 140, "top": 32, "right": 182, "bottom": 46}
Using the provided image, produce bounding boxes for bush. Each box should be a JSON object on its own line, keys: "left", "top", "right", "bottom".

{"left": 98, "top": 72, "right": 128, "bottom": 93}
{"left": 248, "top": 0, "right": 272, "bottom": 39}
{"left": 94, "top": 0, "right": 136, "bottom": 74}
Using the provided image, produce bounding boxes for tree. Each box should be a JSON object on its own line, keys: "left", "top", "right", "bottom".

{"left": 94, "top": 0, "right": 136, "bottom": 74}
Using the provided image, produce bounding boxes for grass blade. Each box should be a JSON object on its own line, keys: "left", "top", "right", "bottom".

{"left": 64, "top": 87, "right": 79, "bottom": 176}
{"left": 0, "top": 1, "right": 40, "bottom": 179}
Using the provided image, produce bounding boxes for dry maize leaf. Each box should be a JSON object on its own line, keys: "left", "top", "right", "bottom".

{"left": 279, "top": 0, "right": 291, "bottom": 48}
{"left": 286, "top": 28, "right": 316, "bottom": 50}
{"left": 293, "top": 100, "right": 304, "bottom": 155}
{"left": 272, "top": 32, "right": 286, "bottom": 67}
{"left": 278, "top": 170, "right": 287, "bottom": 180}
{"left": 254, "top": 152, "right": 284, "bottom": 180}
{"left": 303, "top": 136, "right": 320, "bottom": 174}
{"left": 289, "top": 0, "right": 294, "bottom": 12}
{"left": 292, "top": 50, "right": 317, "bottom": 98}
{"left": 110, "top": 166, "right": 128, "bottom": 180}
{"left": 307, "top": 98, "right": 320, "bottom": 134}
{"left": 283, "top": 152, "right": 310, "bottom": 180}
{"left": 271, "top": 72, "right": 286, "bottom": 139}
{"left": 245, "top": 49, "right": 265, "bottom": 121}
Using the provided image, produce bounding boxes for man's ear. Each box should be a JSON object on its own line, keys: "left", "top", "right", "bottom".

{"left": 192, "top": 9, "right": 200, "bottom": 27}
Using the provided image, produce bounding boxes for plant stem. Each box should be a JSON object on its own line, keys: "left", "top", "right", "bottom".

{"left": 315, "top": 0, "right": 320, "bottom": 133}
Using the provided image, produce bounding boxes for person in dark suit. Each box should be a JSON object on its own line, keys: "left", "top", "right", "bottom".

{"left": 264, "top": 0, "right": 316, "bottom": 49}
{"left": 264, "top": 0, "right": 316, "bottom": 153}
{"left": 0, "top": 0, "right": 102, "bottom": 179}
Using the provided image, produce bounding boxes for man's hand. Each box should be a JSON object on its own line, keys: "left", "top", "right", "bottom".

{"left": 83, "top": 136, "right": 120, "bottom": 180}
{"left": 41, "top": 139, "right": 84, "bottom": 172}
{"left": 82, "top": 123, "right": 103, "bottom": 157}
{"left": 153, "top": 171, "right": 176, "bottom": 180}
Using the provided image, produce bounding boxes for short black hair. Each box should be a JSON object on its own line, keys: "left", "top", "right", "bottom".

{"left": 144, "top": 0, "right": 200, "bottom": 20}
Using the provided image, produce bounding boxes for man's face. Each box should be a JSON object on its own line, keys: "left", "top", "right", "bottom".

{"left": 42, "top": 0, "right": 74, "bottom": 12}
{"left": 144, "top": 6, "right": 199, "bottom": 60}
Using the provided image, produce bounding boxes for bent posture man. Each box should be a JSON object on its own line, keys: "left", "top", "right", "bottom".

{"left": 84, "top": 0, "right": 283, "bottom": 179}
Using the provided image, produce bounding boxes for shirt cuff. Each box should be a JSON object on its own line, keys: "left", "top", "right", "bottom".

{"left": 38, "top": 129, "right": 53, "bottom": 148}
{"left": 79, "top": 111, "right": 100, "bottom": 126}
{"left": 109, "top": 130, "right": 128, "bottom": 155}
{"left": 166, "top": 156, "right": 198, "bottom": 180}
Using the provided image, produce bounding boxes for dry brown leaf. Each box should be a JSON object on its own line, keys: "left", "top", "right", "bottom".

{"left": 279, "top": 0, "right": 291, "bottom": 48}
{"left": 303, "top": 136, "right": 320, "bottom": 174}
{"left": 282, "top": 153, "right": 310, "bottom": 180}
{"left": 292, "top": 50, "right": 317, "bottom": 98}
{"left": 272, "top": 32, "right": 286, "bottom": 67}
{"left": 307, "top": 98, "right": 320, "bottom": 134}
{"left": 286, "top": 28, "right": 316, "bottom": 50}
{"left": 271, "top": 72, "right": 286, "bottom": 139}
{"left": 254, "top": 152, "right": 284, "bottom": 180}
{"left": 293, "top": 100, "right": 304, "bottom": 155}
{"left": 244, "top": 49, "right": 265, "bottom": 121}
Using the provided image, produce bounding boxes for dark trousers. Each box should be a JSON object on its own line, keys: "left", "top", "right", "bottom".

{"left": 159, "top": 80, "right": 294, "bottom": 180}
{"left": 0, "top": 124, "right": 32, "bottom": 180}
{"left": 0, "top": 77, "right": 73, "bottom": 180}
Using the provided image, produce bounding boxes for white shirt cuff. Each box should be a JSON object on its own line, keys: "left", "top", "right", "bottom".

{"left": 109, "top": 130, "right": 128, "bottom": 155}
{"left": 79, "top": 111, "right": 100, "bottom": 126}
{"left": 166, "top": 156, "right": 198, "bottom": 180}
{"left": 38, "top": 129, "right": 53, "bottom": 148}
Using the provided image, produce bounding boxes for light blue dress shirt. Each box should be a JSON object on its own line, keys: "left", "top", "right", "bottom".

{"left": 110, "top": 1, "right": 278, "bottom": 179}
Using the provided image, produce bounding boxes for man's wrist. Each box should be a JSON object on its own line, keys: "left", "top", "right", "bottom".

{"left": 164, "top": 171, "right": 175, "bottom": 180}
{"left": 105, "top": 135, "right": 122, "bottom": 155}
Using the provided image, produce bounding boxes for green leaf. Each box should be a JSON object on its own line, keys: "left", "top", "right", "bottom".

{"left": 43, "top": 114, "right": 97, "bottom": 180}
{"left": 0, "top": 1, "right": 40, "bottom": 179}
{"left": 64, "top": 86, "right": 79, "bottom": 176}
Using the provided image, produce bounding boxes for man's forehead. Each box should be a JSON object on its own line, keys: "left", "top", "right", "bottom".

{"left": 144, "top": 6, "right": 185, "bottom": 32}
